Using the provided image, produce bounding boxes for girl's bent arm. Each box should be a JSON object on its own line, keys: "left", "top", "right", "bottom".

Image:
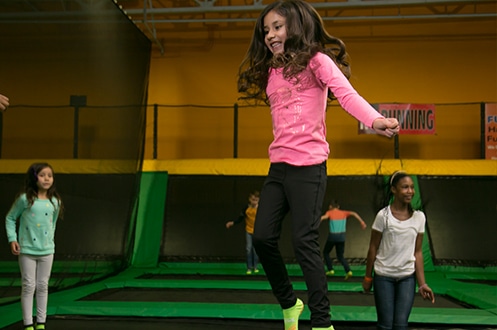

{"left": 350, "top": 211, "right": 367, "bottom": 229}
{"left": 310, "top": 53, "right": 383, "bottom": 127}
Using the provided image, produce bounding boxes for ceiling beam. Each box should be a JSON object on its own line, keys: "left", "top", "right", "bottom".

{"left": 123, "top": 0, "right": 493, "bottom": 15}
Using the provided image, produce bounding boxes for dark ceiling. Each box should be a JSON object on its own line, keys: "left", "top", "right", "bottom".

{"left": 0, "top": 0, "right": 495, "bottom": 54}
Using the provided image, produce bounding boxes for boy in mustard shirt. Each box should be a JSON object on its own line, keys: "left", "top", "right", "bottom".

{"left": 226, "top": 191, "right": 260, "bottom": 274}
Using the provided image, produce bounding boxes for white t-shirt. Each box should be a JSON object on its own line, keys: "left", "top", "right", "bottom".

{"left": 372, "top": 206, "right": 426, "bottom": 278}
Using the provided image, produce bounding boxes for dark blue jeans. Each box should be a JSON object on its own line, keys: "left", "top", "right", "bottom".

{"left": 245, "top": 232, "right": 259, "bottom": 270}
{"left": 253, "top": 162, "right": 331, "bottom": 328}
{"left": 373, "top": 274, "right": 416, "bottom": 330}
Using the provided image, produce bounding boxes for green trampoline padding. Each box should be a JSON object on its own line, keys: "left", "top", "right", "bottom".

{"left": 1, "top": 263, "right": 496, "bottom": 328}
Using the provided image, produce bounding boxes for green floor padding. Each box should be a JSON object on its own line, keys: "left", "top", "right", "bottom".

{"left": 1, "top": 262, "right": 496, "bottom": 328}
{"left": 0, "top": 260, "right": 124, "bottom": 307}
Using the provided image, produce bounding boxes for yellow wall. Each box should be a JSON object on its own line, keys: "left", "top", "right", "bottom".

{"left": 146, "top": 16, "right": 497, "bottom": 160}
{"left": 0, "top": 25, "right": 150, "bottom": 159}
{"left": 1, "top": 10, "right": 495, "bottom": 161}
{"left": 2, "top": 159, "right": 495, "bottom": 176}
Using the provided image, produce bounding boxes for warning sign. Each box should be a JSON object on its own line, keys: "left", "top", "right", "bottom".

{"left": 485, "top": 103, "right": 497, "bottom": 160}
{"left": 359, "top": 104, "right": 436, "bottom": 135}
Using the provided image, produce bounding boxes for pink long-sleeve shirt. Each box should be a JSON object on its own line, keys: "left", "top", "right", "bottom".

{"left": 266, "top": 52, "right": 383, "bottom": 166}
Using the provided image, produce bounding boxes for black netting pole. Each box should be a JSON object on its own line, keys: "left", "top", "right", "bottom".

{"left": 394, "top": 135, "right": 399, "bottom": 159}
{"left": 153, "top": 104, "right": 158, "bottom": 159}
{"left": 0, "top": 112, "right": 3, "bottom": 158}
{"left": 480, "top": 102, "right": 485, "bottom": 159}
{"left": 73, "top": 105, "right": 79, "bottom": 159}
{"left": 233, "top": 103, "right": 239, "bottom": 158}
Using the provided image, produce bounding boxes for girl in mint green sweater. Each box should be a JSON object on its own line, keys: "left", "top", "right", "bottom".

{"left": 5, "top": 163, "right": 63, "bottom": 330}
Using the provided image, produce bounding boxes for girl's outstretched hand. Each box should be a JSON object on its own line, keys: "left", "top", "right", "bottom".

{"left": 372, "top": 118, "right": 400, "bottom": 138}
{"left": 10, "top": 241, "right": 20, "bottom": 255}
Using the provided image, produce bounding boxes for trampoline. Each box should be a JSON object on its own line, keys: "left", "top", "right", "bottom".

{"left": 1, "top": 263, "right": 496, "bottom": 330}
{"left": 1, "top": 170, "right": 496, "bottom": 329}
{"left": 0, "top": 0, "right": 496, "bottom": 327}
{"left": 4, "top": 316, "right": 497, "bottom": 330}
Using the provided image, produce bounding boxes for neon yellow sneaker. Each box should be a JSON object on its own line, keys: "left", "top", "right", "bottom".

{"left": 253, "top": 268, "right": 260, "bottom": 273}
{"left": 283, "top": 298, "right": 304, "bottom": 330}
{"left": 325, "top": 270, "right": 335, "bottom": 276}
{"left": 344, "top": 271, "right": 353, "bottom": 280}
{"left": 312, "top": 326, "right": 335, "bottom": 330}
{"left": 24, "top": 326, "right": 34, "bottom": 330}
{"left": 246, "top": 269, "right": 252, "bottom": 275}
{"left": 35, "top": 325, "right": 45, "bottom": 330}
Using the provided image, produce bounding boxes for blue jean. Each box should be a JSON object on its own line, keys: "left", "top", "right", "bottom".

{"left": 253, "top": 162, "right": 331, "bottom": 328}
{"left": 246, "top": 232, "right": 259, "bottom": 270}
{"left": 373, "top": 274, "right": 416, "bottom": 330}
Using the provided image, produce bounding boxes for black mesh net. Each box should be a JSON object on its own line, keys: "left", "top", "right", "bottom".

{"left": 0, "top": 0, "right": 151, "bottom": 296}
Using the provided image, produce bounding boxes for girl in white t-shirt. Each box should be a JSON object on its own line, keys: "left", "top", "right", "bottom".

{"left": 363, "top": 171, "right": 435, "bottom": 330}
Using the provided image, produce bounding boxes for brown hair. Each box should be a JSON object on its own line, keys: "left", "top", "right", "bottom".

{"left": 22, "top": 162, "right": 64, "bottom": 219}
{"left": 238, "top": 0, "right": 350, "bottom": 104}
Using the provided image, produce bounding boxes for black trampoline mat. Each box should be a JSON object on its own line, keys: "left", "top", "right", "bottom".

{"left": 3, "top": 316, "right": 496, "bottom": 330}
{"left": 454, "top": 279, "right": 497, "bottom": 286}
{"left": 79, "top": 288, "right": 463, "bottom": 309}
{"left": 0, "top": 272, "right": 100, "bottom": 278}
{"left": 0, "top": 287, "right": 19, "bottom": 299}
{"left": 137, "top": 273, "right": 364, "bottom": 283}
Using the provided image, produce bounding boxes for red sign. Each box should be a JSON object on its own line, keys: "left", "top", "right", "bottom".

{"left": 359, "top": 104, "right": 436, "bottom": 135}
{"left": 485, "top": 103, "right": 497, "bottom": 160}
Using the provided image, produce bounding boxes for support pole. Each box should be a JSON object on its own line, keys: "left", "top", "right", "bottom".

{"left": 70, "top": 95, "right": 87, "bottom": 159}
{"left": 233, "top": 103, "right": 239, "bottom": 158}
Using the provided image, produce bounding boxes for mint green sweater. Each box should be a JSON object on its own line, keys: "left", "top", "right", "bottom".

{"left": 5, "top": 194, "right": 60, "bottom": 255}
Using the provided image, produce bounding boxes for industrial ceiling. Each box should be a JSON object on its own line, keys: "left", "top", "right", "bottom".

{"left": 0, "top": 0, "right": 495, "bottom": 54}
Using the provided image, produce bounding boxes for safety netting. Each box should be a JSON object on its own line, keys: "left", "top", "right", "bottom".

{"left": 0, "top": 0, "right": 150, "bottom": 306}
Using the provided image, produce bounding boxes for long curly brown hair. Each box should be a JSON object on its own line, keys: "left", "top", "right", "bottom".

{"left": 237, "top": 0, "right": 350, "bottom": 104}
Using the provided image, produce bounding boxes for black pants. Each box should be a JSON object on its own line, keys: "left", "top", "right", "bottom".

{"left": 253, "top": 162, "right": 331, "bottom": 328}
{"left": 323, "top": 237, "right": 350, "bottom": 273}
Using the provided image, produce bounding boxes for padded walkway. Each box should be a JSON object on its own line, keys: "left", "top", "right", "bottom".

{"left": 1, "top": 262, "right": 496, "bottom": 329}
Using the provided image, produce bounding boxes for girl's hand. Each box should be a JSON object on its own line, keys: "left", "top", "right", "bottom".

{"left": 0, "top": 94, "right": 9, "bottom": 111}
{"left": 362, "top": 277, "right": 373, "bottom": 293}
{"left": 419, "top": 284, "right": 435, "bottom": 303}
{"left": 372, "top": 118, "right": 399, "bottom": 138}
{"left": 10, "top": 241, "right": 20, "bottom": 255}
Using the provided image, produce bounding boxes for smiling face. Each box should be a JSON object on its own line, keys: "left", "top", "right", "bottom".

{"left": 263, "top": 10, "right": 287, "bottom": 55}
{"left": 392, "top": 176, "right": 415, "bottom": 205}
